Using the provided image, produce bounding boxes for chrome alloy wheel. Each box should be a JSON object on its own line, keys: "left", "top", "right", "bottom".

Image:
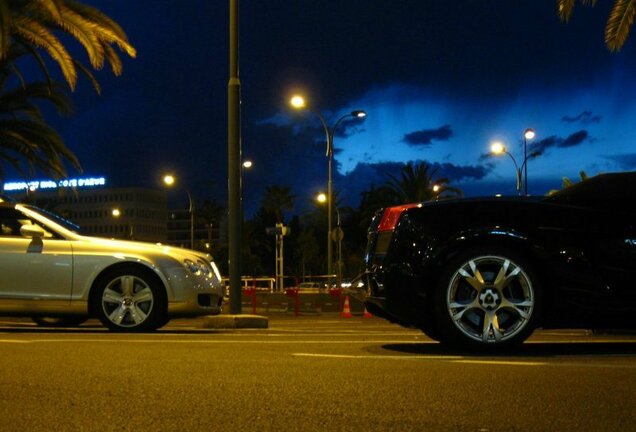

{"left": 101, "top": 275, "right": 155, "bottom": 328}
{"left": 446, "top": 255, "right": 535, "bottom": 344}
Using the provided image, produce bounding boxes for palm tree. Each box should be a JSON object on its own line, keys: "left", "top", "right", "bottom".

{"left": 558, "top": 0, "right": 636, "bottom": 51}
{"left": 386, "top": 161, "right": 462, "bottom": 204}
{"left": 261, "top": 185, "right": 295, "bottom": 223}
{"left": 0, "top": 66, "right": 79, "bottom": 181}
{"left": 1, "top": 0, "right": 136, "bottom": 92}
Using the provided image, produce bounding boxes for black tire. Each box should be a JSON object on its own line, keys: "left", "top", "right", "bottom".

{"left": 31, "top": 316, "right": 88, "bottom": 327}
{"left": 92, "top": 265, "right": 167, "bottom": 332}
{"left": 432, "top": 247, "right": 542, "bottom": 349}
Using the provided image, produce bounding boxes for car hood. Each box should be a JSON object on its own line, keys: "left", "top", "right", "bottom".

{"left": 73, "top": 235, "right": 209, "bottom": 261}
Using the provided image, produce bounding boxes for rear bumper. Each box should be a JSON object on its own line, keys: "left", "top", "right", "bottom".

{"left": 346, "top": 270, "right": 411, "bottom": 327}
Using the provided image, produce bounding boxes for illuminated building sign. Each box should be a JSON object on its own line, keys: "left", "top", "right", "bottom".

{"left": 3, "top": 177, "right": 107, "bottom": 192}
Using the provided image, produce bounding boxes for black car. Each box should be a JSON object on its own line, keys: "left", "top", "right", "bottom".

{"left": 353, "top": 172, "right": 636, "bottom": 348}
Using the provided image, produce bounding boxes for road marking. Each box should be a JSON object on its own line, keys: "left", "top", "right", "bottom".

{"left": 0, "top": 338, "right": 427, "bottom": 345}
{"left": 452, "top": 359, "right": 545, "bottom": 366}
{"left": 293, "top": 353, "right": 463, "bottom": 360}
{"left": 0, "top": 339, "right": 31, "bottom": 343}
{"left": 292, "top": 353, "right": 636, "bottom": 369}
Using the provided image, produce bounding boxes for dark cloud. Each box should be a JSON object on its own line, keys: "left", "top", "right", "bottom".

{"left": 530, "top": 130, "right": 590, "bottom": 154}
{"left": 561, "top": 130, "right": 589, "bottom": 147}
{"left": 561, "top": 110, "right": 602, "bottom": 124}
{"left": 403, "top": 125, "right": 453, "bottom": 146}
{"left": 602, "top": 154, "right": 636, "bottom": 170}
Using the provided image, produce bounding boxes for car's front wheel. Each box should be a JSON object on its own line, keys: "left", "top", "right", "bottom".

{"left": 92, "top": 266, "right": 167, "bottom": 332}
{"left": 433, "top": 249, "right": 541, "bottom": 349}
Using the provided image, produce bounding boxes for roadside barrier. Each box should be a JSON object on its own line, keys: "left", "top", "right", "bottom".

{"left": 233, "top": 286, "right": 365, "bottom": 316}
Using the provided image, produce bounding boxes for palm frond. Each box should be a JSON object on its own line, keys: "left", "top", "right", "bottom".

{"left": 102, "top": 42, "right": 122, "bottom": 76}
{"left": 605, "top": 0, "right": 636, "bottom": 51}
{"left": 66, "top": 0, "right": 136, "bottom": 57}
{"left": 557, "top": 0, "right": 576, "bottom": 22}
{"left": 0, "top": 0, "right": 10, "bottom": 59}
{"left": 57, "top": 6, "right": 105, "bottom": 69}
{"left": 14, "top": 17, "right": 77, "bottom": 89}
{"left": 73, "top": 59, "right": 101, "bottom": 94}
{"left": 558, "top": 0, "right": 598, "bottom": 22}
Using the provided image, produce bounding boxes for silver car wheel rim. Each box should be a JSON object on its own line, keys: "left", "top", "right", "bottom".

{"left": 446, "top": 255, "right": 534, "bottom": 344}
{"left": 101, "top": 275, "right": 154, "bottom": 328}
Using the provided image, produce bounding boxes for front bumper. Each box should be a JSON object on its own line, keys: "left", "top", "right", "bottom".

{"left": 165, "top": 267, "right": 224, "bottom": 317}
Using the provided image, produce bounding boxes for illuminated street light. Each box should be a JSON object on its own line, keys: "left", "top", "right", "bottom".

{"left": 242, "top": 160, "right": 253, "bottom": 169}
{"left": 490, "top": 142, "right": 522, "bottom": 194}
{"left": 291, "top": 94, "right": 366, "bottom": 283}
{"left": 523, "top": 128, "right": 536, "bottom": 195}
{"left": 163, "top": 174, "right": 194, "bottom": 249}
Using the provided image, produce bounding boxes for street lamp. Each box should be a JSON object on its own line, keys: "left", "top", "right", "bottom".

{"left": 291, "top": 94, "right": 366, "bottom": 282}
{"left": 111, "top": 208, "right": 133, "bottom": 239}
{"left": 490, "top": 142, "right": 522, "bottom": 194}
{"left": 163, "top": 174, "right": 194, "bottom": 249}
{"left": 523, "top": 128, "right": 536, "bottom": 195}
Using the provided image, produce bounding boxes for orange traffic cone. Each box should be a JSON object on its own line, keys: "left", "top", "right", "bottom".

{"left": 340, "top": 295, "right": 353, "bottom": 318}
{"left": 363, "top": 306, "right": 373, "bottom": 319}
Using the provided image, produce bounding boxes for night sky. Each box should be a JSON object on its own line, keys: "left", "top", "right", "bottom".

{"left": 15, "top": 1, "right": 636, "bottom": 215}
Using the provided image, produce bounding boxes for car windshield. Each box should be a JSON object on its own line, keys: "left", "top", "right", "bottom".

{"left": 23, "top": 205, "right": 83, "bottom": 234}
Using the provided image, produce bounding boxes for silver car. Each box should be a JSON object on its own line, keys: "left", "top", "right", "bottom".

{"left": 0, "top": 200, "right": 224, "bottom": 330}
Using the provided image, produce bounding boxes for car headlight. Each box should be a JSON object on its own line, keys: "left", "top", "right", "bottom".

{"left": 183, "top": 259, "right": 201, "bottom": 274}
{"left": 197, "top": 259, "right": 211, "bottom": 277}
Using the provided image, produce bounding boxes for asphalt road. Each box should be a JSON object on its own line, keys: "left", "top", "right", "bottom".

{"left": 1, "top": 315, "right": 635, "bottom": 431}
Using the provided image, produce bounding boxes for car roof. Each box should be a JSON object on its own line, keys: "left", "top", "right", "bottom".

{"left": 546, "top": 171, "right": 636, "bottom": 203}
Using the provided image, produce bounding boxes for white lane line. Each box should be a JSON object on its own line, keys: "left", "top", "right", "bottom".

{"left": 0, "top": 339, "right": 32, "bottom": 343}
{"left": 292, "top": 353, "right": 636, "bottom": 369}
{"left": 293, "top": 353, "right": 462, "bottom": 360}
{"left": 0, "top": 338, "right": 428, "bottom": 345}
{"left": 452, "top": 359, "right": 545, "bottom": 366}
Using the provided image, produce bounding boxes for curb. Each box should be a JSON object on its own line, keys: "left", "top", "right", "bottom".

{"left": 202, "top": 314, "right": 269, "bottom": 329}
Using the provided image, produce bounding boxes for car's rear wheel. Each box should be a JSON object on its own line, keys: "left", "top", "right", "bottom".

{"left": 92, "top": 266, "right": 167, "bottom": 332}
{"left": 31, "top": 316, "right": 88, "bottom": 327}
{"left": 433, "top": 248, "right": 541, "bottom": 349}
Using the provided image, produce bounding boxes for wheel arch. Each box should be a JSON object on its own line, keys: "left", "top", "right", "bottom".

{"left": 429, "top": 230, "right": 552, "bottom": 326}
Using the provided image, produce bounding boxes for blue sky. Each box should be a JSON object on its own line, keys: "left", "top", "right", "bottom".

{"left": 4, "top": 1, "right": 636, "bottom": 215}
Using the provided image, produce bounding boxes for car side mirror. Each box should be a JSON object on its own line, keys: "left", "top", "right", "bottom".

{"left": 20, "top": 224, "right": 45, "bottom": 239}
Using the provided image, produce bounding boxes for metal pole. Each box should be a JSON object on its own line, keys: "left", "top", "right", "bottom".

{"left": 327, "top": 135, "right": 333, "bottom": 283}
{"left": 523, "top": 136, "right": 528, "bottom": 195}
{"left": 186, "top": 190, "right": 194, "bottom": 249}
{"left": 228, "top": 0, "right": 242, "bottom": 314}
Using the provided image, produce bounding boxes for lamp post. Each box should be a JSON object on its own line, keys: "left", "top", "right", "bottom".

{"left": 490, "top": 142, "right": 522, "bottom": 195}
{"left": 291, "top": 95, "right": 365, "bottom": 283}
{"left": 316, "top": 192, "right": 344, "bottom": 288}
{"left": 163, "top": 174, "right": 194, "bottom": 249}
{"left": 523, "top": 128, "right": 535, "bottom": 195}
{"left": 111, "top": 208, "right": 133, "bottom": 239}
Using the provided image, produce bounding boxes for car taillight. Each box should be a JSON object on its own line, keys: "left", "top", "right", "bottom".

{"left": 377, "top": 203, "right": 420, "bottom": 232}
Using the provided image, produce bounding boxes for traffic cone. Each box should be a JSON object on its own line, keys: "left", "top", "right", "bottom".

{"left": 363, "top": 306, "right": 373, "bottom": 319}
{"left": 340, "top": 295, "right": 353, "bottom": 318}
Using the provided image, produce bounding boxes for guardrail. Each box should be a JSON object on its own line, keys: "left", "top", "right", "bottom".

{"left": 236, "top": 287, "right": 362, "bottom": 316}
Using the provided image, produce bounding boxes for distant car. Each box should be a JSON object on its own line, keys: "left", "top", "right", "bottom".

{"left": 352, "top": 172, "right": 636, "bottom": 349}
{"left": 0, "top": 200, "right": 224, "bottom": 330}
{"left": 298, "top": 282, "right": 324, "bottom": 292}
